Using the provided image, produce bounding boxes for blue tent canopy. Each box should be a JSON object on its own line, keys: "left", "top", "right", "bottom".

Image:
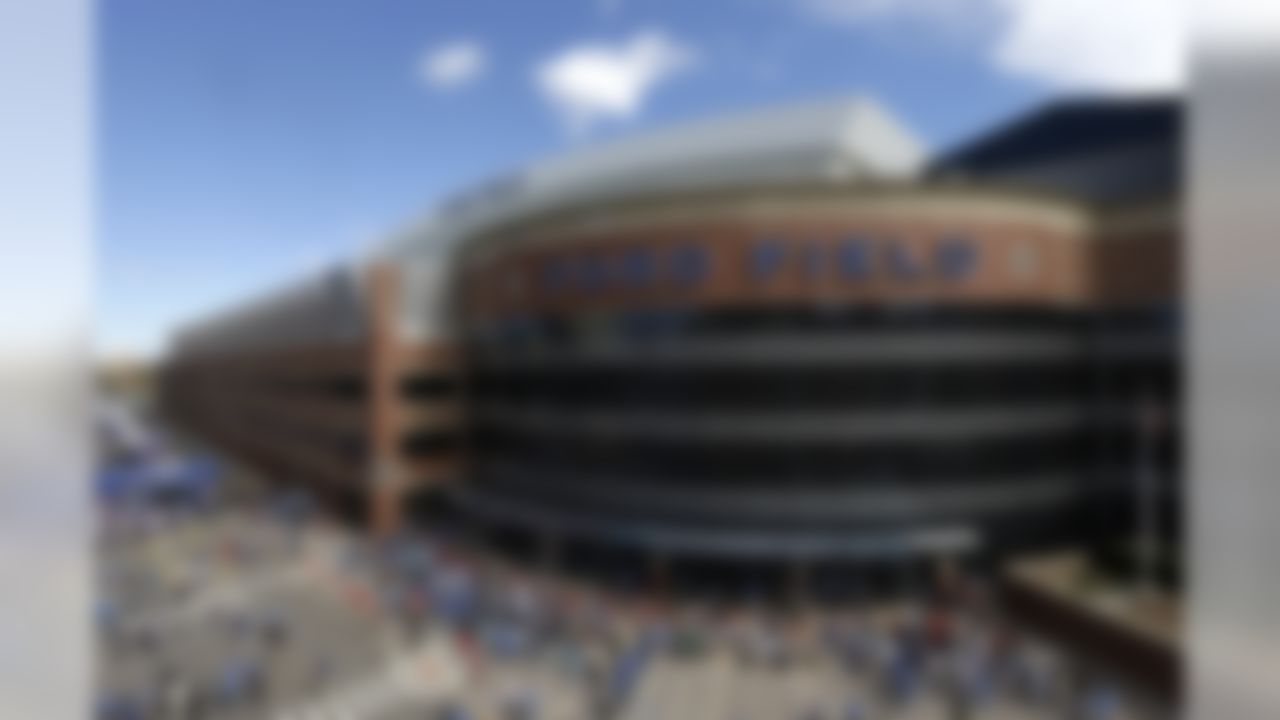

{"left": 96, "top": 455, "right": 221, "bottom": 503}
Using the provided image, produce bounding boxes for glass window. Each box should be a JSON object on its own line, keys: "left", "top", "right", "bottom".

{"left": 499, "top": 316, "right": 533, "bottom": 345}
{"left": 619, "top": 307, "right": 684, "bottom": 340}
{"left": 472, "top": 319, "right": 499, "bottom": 344}
{"left": 670, "top": 244, "right": 711, "bottom": 286}
{"left": 750, "top": 238, "right": 786, "bottom": 281}
{"left": 625, "top": 307, "right": 689, "bottom": 338}
{"left": 1147, "top": 300, "right": 1181, "bottom": 335}
{"left": 618, "top": 309, "right": 651, "bottom": 340}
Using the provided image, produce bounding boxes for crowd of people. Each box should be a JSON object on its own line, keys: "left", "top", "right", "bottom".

{"left": 95, "top": 487, "right": 1151, "bottom": 720}
{"left": 355, "top": 524, "right": 1143, "bottom": 720}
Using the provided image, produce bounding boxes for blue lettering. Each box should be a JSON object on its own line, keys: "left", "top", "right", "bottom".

{"left": 749, "top": 238, "right": 786, "bottom": 282}
{"left": 935, "top": 236, "right": 978, "bottom": 281}
{"left": 838, "top": 237, "right": 872, "bottom": 280}
{"left": 671, "top": 244, "right": 711, "bottom": 287}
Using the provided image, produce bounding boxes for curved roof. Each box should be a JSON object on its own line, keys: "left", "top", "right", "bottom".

{"left": 382, "top": 95, "right": 926, "bottom": 260}
{"left": 173, "top": 96, "right": 928, "bottom": 356}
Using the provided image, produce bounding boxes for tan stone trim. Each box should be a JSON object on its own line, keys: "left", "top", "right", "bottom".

{"left": 458, "top": 183, "right": 1091, "bottom": 267}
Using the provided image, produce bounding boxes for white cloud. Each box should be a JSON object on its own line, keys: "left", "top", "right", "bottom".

{"left": 535, "top": 30, "right": 696, "bottom": 134}
{"left": 794, "top": 0, "right": 1185, "bottom": 91}
{"left": 419, "top": 40, "right": 487, "bottom": 91}
{"left": 1196, "top": 0, "right": 1280, "bottom": 50}
{"left": 992, "top": 0, "right": 1183, "bottom": 91}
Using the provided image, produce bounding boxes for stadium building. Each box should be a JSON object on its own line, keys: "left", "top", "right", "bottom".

{"left": 162, "top": 96, "right": 1180, "bottom": 591}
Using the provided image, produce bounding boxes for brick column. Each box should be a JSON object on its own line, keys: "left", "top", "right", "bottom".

{"left": 367, "top": 262, "right": 403, "bottom": 537}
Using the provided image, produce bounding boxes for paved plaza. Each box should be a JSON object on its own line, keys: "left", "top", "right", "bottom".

{"left": 95, "top": 483, "right": 1169, "bottom": 720}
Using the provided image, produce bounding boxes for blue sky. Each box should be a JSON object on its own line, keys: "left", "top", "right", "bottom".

{"left": 99, "top": 0, "right": 1181, "bottom": 358}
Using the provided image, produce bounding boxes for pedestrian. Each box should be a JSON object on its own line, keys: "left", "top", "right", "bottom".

{"left": 926, "top": 606, "right": 953, "bottom": 650}
{"left": 260, "top": 609, "right": 289, "bottom": 649}
{"left": 132, "top": 624, "right": 160, "bottom": 655}
{"left": 884, "top": 646, "right": 918, "bottom": 704}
